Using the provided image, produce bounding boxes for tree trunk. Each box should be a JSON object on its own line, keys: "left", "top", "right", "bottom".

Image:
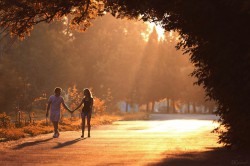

{"left": 208, "top": 106, "right": 213, "bottom": 114}
{"left": 18, "top": 111, "right": 21, "bottom": 126}
{"left": 146, "top": 103, "right": 149, "bottom": 112}
{"left": 151, "top": 101, "right": 155, "bottom": 113}
{"left": 172, "top": 99, "right": 176, "bottom": 113}
{"left": 125, "top": 101, "right": 129, "bottom": 112}
{"left": 29, "top": 112, "right": 32, "bottom": 123}
{"left": 187, "top": 102, "right": 190, "bottom": 114}
{"left": 193, "top": 102, "right": 197, "bottom": 113}
{"left": 166, "top": 98, "right": 170, "bottom": 113}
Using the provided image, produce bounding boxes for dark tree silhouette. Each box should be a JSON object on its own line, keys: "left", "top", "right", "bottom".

{"left": 107, "top": 0, "right": 250, "bottom": 149}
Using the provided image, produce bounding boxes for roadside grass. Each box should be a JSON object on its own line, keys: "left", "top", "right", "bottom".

{"left": 0, "top": 112, "right": 149, "bottom": 141}
{"left": 120, "top": 111, "right": 150, "bottom": 120}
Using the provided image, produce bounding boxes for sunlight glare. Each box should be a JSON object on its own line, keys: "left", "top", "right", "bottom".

{"left": 139, "top": 120, "right": 219, "bottom": 133}
{"left": 148, "top": 22, "right": 165, "bottom": 41}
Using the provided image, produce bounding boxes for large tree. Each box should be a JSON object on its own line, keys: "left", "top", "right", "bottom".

{"left": 107, "top": 0, "right": 250, "bottom": 149}
{"left": 1, "top": 0, "right": 250, "bottom": 148}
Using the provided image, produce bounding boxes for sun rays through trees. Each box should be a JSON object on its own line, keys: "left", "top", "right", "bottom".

{"left": 1, "top": 0, "right": 249, "bottom": 149}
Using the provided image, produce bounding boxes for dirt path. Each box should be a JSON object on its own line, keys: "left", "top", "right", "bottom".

{"left": 0, "top": 114, "right": 226, "bottom": 166}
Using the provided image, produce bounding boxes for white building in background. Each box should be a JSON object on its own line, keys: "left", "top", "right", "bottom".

{"left": 117, "top": 99, "right": 216, "bottom": 113}
{"left": 117, "top": 101, "right": 139, "bottom": 112}
{"left": 154, "top": 99, "right": 215, "bottom": 113}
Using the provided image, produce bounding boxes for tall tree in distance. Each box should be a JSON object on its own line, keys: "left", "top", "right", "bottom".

{"left": 135, "top": 28, "right": 159, "bottom": 111}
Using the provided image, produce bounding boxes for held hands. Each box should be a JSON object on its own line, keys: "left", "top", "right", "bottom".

{"left": 70, "top": 109, "right": 77, "bottom": 113}
{"left": 69, "top": 108, "right": 76, "bottom": 114}
{"left": 69, "top": 108, "right": 79, "bottom": 114}
{"left": 68, "top": 109, "right": 74, "bottom": 114}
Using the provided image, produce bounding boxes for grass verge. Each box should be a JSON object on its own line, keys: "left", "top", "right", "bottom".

{"left": 0, "top": 112, "right": 149, "bottom": 142}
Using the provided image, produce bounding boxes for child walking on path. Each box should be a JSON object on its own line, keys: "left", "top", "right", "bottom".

{"left": 46, "top": 87, "right": 72, "bottom": 138}
{"left": 74, "top": 88, "right": 94, "bottom": 138}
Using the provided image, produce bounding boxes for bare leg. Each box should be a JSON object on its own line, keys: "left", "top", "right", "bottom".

{"left": 82, "top": 113, "right": 86, "bottom": 137}
{"left": 87, "top": 113, "right": 91, "bottom": 137}
{"left": 52, "top": 121, "right": 59, "bottom": 134}
{"left": 52, "top": 121, "right": 59, "bottom": 138}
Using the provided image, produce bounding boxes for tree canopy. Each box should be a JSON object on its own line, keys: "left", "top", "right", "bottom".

{"left": 1, "top": 0, "right": 250, "bottom": 149}
{"left": 108, "top": 0, "right": 250, "bottom": 149}
{"left": 1, "top": 15, "right": 205, "bottom": 113}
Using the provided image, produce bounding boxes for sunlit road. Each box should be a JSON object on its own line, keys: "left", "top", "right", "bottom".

{"left": 0, "top": 114, "right": 221, "bottom": 166}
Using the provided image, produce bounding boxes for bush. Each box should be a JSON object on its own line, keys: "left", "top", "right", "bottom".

{"left": 0, "top": 113, "right": 11, "bottom": 128}
{"left": 23, "top": 125, "right": 53, "bottom": 136}
{"left": 0, "top": 111, "right": 149, "bottom": 141}
{"left": 0, "top": 128, "right": 25, "bottom": 140}
{"left": 121, "top": 112, "right": 149, "bottom": 121}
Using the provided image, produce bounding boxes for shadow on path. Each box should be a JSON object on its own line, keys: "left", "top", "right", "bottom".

{"left": 151, "top": 148, "right": 250, "bottom": 166}
{"left": 13, "top": 138, "right": 53, "bottom": 150}
{"left": 52, "top": 138, "right": 84, "bottom": 149}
